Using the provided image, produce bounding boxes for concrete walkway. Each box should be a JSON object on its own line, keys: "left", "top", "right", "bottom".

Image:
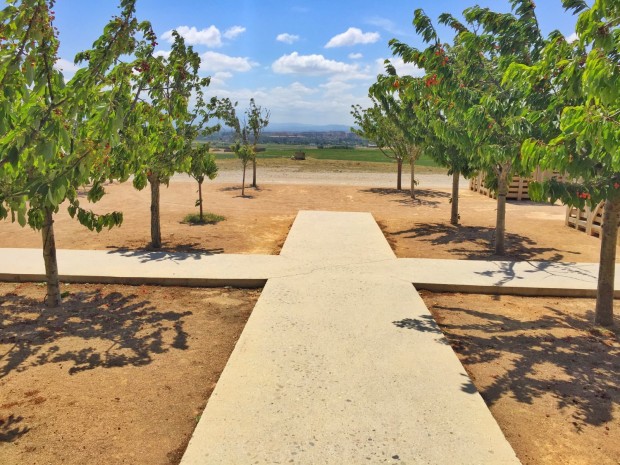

{"left": 179, "top": 211, "right": 519, "bottom": 464}
{"left": 1, "top": 211, "right": 616, "bottom": 464}
{"left": 0, "top": 251, "right": 616, "bottom": 298}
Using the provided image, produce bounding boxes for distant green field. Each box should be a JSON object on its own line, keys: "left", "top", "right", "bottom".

{"left": 210, "top": 143, "right": 438, "bottom": 167}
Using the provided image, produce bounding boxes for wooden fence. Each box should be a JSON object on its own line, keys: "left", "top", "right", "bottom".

{"left": 469, "top": 170, "right": 615, "bottom": 239}
{"left": 469, "top": 168, "right": 563, "bottom": 201}
{"left": 565, "top": 201, "right": 605, "bottom": 238}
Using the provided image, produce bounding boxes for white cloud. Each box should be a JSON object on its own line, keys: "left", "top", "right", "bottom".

{"left": 54, "top": 58, "right": 80, "bottom": 75}
{"left": 200, "top": 51, "right": 257, "bottom": 73}
{"left": 223, "top": 25, "right": 246, "bottom": 40}
{"left": 154, "top": 50, "right": 171, "bottom": 59}
{"left": 287, "top": 81, "right": 318, "bottom": 95}
{"left": 348, "top": 52, "right": 363, "bottom": 60}
{"left": 276, "top": 33, "right": 300, "bottom": 44}
{"left": 163, "top": 26, "right": 222, "bottom": 47}
{"left": 209, "top": 71, "right": 234, "bottom": 86}
{"left": 376, "top": 58, "right": 424, "bottom": 77}
{"left": 320, "top": 79, "right": 355, "bottom": 95}
{"left": 272, "top": 52, "right": 361, "bottom": 76}
{"left": 365, "top": 17, "right": 406, "bottom": 36}
{"left": 566, "top": 32, "right": 578, "bottom": 43}
{"left": 205, "top": 79, "right": 368, "bottom": 126}
{"left": 325, "top": 27, "right": 380, "bottom": 48}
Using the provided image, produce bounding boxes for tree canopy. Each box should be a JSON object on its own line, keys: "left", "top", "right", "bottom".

{"left": 0, "top": 0, "right": 154, "bottom": 305}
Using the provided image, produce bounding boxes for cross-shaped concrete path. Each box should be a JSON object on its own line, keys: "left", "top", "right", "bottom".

{"left": 177, "top": 211, "right": 522, "bottom": 464}
{"left": 1, "top": 211, "right": 617, "bottom": 464}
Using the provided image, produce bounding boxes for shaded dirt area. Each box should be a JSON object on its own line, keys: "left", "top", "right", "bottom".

{"left": 421, "top": 291, "right": 620, "bottom": 465}
{"left": 0, "top": 181, "right": 614, "bottom": 263}
{"left": 0, "top": 282, "right": 259, "bottom": 465}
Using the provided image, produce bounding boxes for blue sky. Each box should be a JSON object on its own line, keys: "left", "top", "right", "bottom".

{"left": 53, "top": 1, "right": 579, "bottom": 126}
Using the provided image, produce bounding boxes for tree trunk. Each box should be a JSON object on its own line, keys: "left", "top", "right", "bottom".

{"left": 241, "top": 164, "right": 246, "bottom": 197}
{"left": 396, "top": 158, "right": 402, "bottom": 190}
{"left": 149, "top": 173, "right": 162, "bottom": 248}
{"left": 410, "top": 158, "right": 415, "bottom": 200}
{"left": 595, "top": 197, "right": 620, "bottom": 327}
{"left": 42, "top": 207, "right": 61, "bottom": 307}
{"left": 495, "top": 171, "right": 508, "bottom": 255}
{"left": 252, "top": 158, "right": 257, "bottom": 188}
{"left": 450, "top": 170, "right": 460, "bottom": 226}
{"left": 198, "top": 179, "right": 204, "bottom": 222}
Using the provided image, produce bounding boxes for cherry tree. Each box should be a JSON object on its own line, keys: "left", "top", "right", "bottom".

{"left": 351, "top": 91, "right": 421, "bottom": 197}
{"left": 0, "top": 0, "right": 153, "bottom": 305}
{"left": 391, "top": 2, "right": 547, "bottom": 253}
{"left": 505, "top": 0, "right": 620, "bottom": 326}
{"left": 187, "top": 143, "right": 218, "bottom": 222}
{"left": 214, "top": 97, "right": 254, "bottom": 197}
{"left": 247, "top": 98, "right": 270, "bottom": 188}
{"left": 122, "top": 31, "right": 211, "bottom": 248}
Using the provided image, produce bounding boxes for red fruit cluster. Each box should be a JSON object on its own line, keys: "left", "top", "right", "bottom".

{"left": 614, "top": 182, "right": 620, "bottom": 189}
{"left": 134, "top": 61, "right": 150, "bottom": 73}
{"left": 577, "top": 192, "right": 590, "bottom": 199}
{"left": 145, "top": 30, "right": 158, "bottom": 48}
{"left": 393, "top": 80, "right": 400, "bottom": 89}
{"left": 425, "top": 74, "right": 439, "bottom": 87}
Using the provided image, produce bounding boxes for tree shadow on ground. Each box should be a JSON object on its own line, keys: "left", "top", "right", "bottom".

{"left": 0, "top": 415, "right": 29, "bottom": 443}
{"left": 473, "top": 260, "right": 598, "bottom": 288}
{"left": 431, "top": 303, "right": 619, "bottom": 428}
{"left": 360, "top": 188, "right": 450, "bottom": 207}
{"left": 107, "top": 243, "right": 224, "bottom": 262}
{"left": 0, "top": 290, "right": 191, "bottom": 379}
{"left": 390, "top": 222, "right": 571, "bottom": 261}
{"left": 392, "top": 315, "right": 449, "bottom": 343}
{"left": 218, "top": 185, "right": 269, "bottom": 199}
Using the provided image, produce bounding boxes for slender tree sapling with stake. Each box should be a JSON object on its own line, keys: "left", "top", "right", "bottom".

{"left": 247, "top": 98, "right": 270, "bottom": 189}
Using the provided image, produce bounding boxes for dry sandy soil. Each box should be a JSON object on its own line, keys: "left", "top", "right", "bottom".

{"left": 423, "top": 292, "right": 619, "bottom": 465}
{"left": 0, "top": 176, "right": 614, "bottom": 262}
{"left": 0, "top": 170, "right": 618, "bottom": 464}
{"left": 0, "top": 282, "right": 259, "bottom": 465}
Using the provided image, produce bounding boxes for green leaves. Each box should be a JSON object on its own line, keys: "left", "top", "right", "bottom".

{"left": 413, "top": 9, "right": 440, "bottom": 44}
{"left": 187, "top": 145, "right": 218, "bottom": 183}
{"left": 37, "top": 139, "right": 55, "bottom": 161}
{"left": 0, "top": 0, "right": 149, "bottom": 231}
{"left": 583, "top": 48, "right": 619, "bottom": 105}
{"left": 246, "top": 98, "right": 270, "bottom": 147}
{"left": 508, "top": 0, "right": 619, "bottom": 208}
{"left": 562, "top": 0, "right": 589, "bottom": 14}
{"left": 75, "top": 208, "right": 123, "bottom": 232}
{"left": 122, "top": 30, "right": 212, "bottom": 190}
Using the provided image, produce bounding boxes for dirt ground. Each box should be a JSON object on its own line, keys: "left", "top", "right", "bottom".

{"left": 422, "top": 292, "right": 620, "bottom": 465}
{"left": 1, "top": 178, "right": 619, "bottom": 464}
{"left": 0, "top": 180, "right": 613, "bottom": 263}
{"left": 0, "top": 282, "right": 259, "bottom": 465}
